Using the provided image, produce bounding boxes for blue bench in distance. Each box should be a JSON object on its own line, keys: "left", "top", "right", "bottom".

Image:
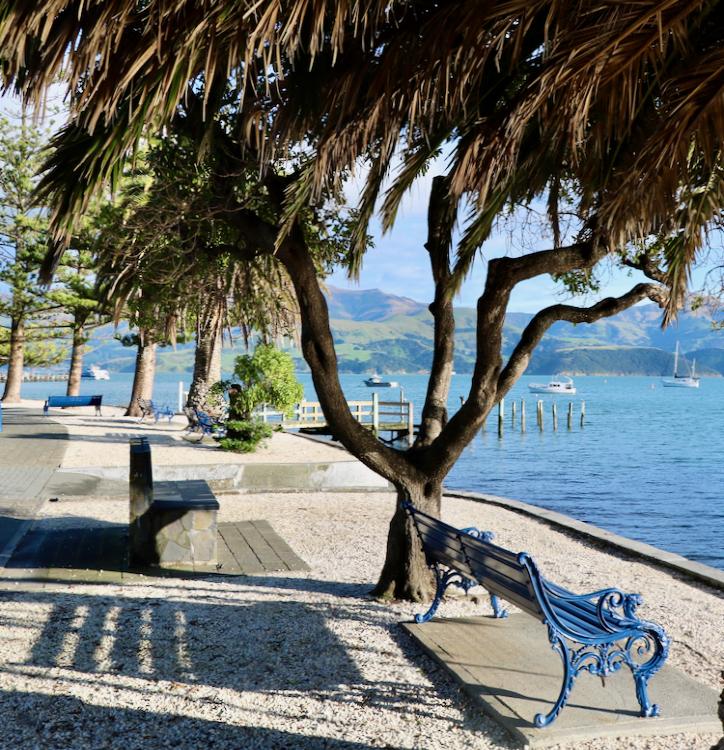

{"left": 44, "top": 394, "right": 102, "bottom": 416}
{"left": 137, "top": 399, "right": 174, "bottom": 423}
{"left": 194, "top": 409, "right": 226, "bottom": 438}
{"left": 404, "top": 501, "right": 669, "bottom": 728}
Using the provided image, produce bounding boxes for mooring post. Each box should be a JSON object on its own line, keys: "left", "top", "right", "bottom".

{"left": 129, "top": 437, "right": 154, "bottom": 565}
{"left": 511, "top": 400, "right": 516, "bottom": 427}
{"left": 537, "top": 400, "right": 544, "bottom": 431}
{"left": 497, "top": 399, "right": 504, "bottom": 438}
{"left": 520, "top": 399, "right": 526, "bottom": 432}
{"left": 552, "top": 401, "right": 558, "bottom": 431}
{"left": 372, "top": 392, "right": 380, "bottom": 435}
{"left": 567, "top": 401, "right": 573, "bottom": 430}
{"left": 407, "top": 400, "right": 414, "bottom": 442}
{"left": 580, "top": 400, "right": 586, "bottom": 428}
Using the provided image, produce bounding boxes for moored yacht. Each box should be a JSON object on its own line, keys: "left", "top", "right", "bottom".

{"left": 662, "top": 342, "right": 699, "bottom": 388}
{"left": 528, "top": 375, "right": 576, "bottom": 395}
{"left": 364, "top": 374, "right": 400, "bottom": 388}
{"left": 81, "top": 364, "right": 110, "bottom": 380}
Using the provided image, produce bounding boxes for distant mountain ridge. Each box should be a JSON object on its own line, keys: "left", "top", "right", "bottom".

{"left": 325, "top": 286, "right": 427, "bottom": 321}
{"left": 77, "top": 285, "right": 723, "bottom": 376}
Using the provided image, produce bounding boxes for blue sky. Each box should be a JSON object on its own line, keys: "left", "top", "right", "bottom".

{"left": 329, "top": 156, "right": 721, "bottom": 313}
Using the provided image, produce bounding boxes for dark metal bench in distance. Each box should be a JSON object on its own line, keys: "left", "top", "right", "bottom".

{"left": 44, "top": 394, "right": 102, "bottom": 416}
{"left": 404, "top": 501, "right": 669, "bottom": 728}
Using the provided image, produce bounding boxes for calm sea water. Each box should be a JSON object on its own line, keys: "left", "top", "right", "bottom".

{"left": 15, "top": 371, "right": 724, "bottom": 569}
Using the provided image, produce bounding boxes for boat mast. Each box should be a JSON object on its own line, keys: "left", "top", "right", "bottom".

{"left": 673, "top": 342, "right": 679, "bottom": 378}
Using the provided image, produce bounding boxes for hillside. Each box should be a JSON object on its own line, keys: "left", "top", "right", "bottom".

{"left": 75, "top": 285, "right": 724, "bottom": 376}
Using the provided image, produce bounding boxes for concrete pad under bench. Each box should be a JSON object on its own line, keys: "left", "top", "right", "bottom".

{"left": 402, "top": 613, "right": 719, "bottom": 748}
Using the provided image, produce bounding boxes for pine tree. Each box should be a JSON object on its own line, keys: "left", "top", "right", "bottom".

{"left": 0, "top": 106, "right": 65, "bottom": 401}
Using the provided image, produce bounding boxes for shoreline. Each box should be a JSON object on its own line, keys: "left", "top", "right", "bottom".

{"left": 10, "top": 400, "right": 723, "bottom": 587}
{"left": 0, "top": 404, "right": 721, "bottom": 748}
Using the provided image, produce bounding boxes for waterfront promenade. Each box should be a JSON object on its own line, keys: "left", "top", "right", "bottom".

{"left": 0, "top": 404, "right": 721, "bottom": 749}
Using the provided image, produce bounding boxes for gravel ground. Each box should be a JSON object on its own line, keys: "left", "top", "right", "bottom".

{"left": 38, "top": 404, "right": 349, "bottom": 468}
{"left": 0, "top": 490, "right": 720, "bottom": 750}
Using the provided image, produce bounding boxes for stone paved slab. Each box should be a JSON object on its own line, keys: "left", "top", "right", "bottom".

{"left": 402, "top": 613, "right": 719, "bottom": 748}
{"left": 0, "top": 407, "right": 70, "bottom": 564}
{"left": 1, "top": 520, "right": 309, "bottom": 583}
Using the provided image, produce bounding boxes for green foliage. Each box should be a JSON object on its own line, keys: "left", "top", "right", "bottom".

{"left": 0, "top": 328, "right": 65, "bottom": 368}
{"left": 228, "top": 344, "right": 303, "bottom": 420}
{"left": 218, "top": 420, "right": 273, "bottom": 453}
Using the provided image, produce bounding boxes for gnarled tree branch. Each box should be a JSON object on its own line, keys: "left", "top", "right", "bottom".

{"left": 497, "top": 282, "right": 667, "bottom": 396}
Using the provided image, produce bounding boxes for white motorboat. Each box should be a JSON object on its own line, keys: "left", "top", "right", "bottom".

{"left": 364, "top": 374, "right": 399, "bottom": 388}
{"left": 662, "top": 343, "right": 699, "bottom": 388}
{"left": 81, "top": 364, "right": 110, "bottom": 380}
{"left": 528, "top": 376, "right": 576, "bottom": 395}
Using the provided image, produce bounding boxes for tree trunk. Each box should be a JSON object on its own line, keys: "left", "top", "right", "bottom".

{"left": 416, "top": 175, "right": 457, "bottom": 447}
{"left": 66, "top": 322, "right": 86, "bottom": 397}
{"left": 187, "top": 299, "right": 224, "bottom": 412}
{"left": 372, "top": 480, "right": 441, "bottom": 601}
{"left": 2, "top": 316, "right": 25, "bottom": 403}
{"left": 125, "top": 335, "right": 157, "bottom": 417}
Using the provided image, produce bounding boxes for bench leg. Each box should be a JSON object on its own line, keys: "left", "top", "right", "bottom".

{"left": 633, "top": 673, "right": 659, "bottom": 718}
{"left": 489, "top": 594, "right": 508, "bottom": 619}
{"left": 627, "top": 626, "right": 668, "bottom": 718}
{"left": 414, "top": 565, "right": 471, "bottom": 624}
{"left": 535, "top": 626, "right": 575, "bottom": 727}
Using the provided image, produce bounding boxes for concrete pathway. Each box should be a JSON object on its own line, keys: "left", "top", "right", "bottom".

{"left": 0, "top": 405, "right": 68, "bottom": 562}
{"left": 403, "top": 614, "right": 720, "bottom": 748}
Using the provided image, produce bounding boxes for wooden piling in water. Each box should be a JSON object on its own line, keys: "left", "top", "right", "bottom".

{"left": 511, "top": 400, "right": 516, "bottom": 427}
{"left": 520, "top": 400, "right": 526, "bottom": 432}
{"left": 552, "top": 402, "right": 558, "bottom": 431}
{"left": 498, "top": 399, "right": 504, "bottom": 438}
{"left": 537, "top": 400, "right": 544, "bottom": 431}
{"left": 567, "top": 401, "right": 573, "bottom": 430}
{"left": 580, "top": 400, "right": 586, "bottom": 428}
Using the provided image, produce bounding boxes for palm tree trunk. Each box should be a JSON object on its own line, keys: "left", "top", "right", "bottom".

{"left": 2, "top": 316, "right": 25, "bottom": 403}
{"left": 125, "top": 334, "right": 157, "bottom": 417}
{"left": 66, "top": 322, "right": 86, "bottom": 397}
{"left": 187, "top": 299, "right": 223, "bottom": 411}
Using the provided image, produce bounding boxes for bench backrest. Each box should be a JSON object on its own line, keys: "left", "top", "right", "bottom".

{"left": 407, "top": 505, "right": 544, "bottom": 619}
{"left": 47, "top": 395, "right": 102, "bottom": 407}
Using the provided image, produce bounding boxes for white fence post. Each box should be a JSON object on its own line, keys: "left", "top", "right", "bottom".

{"left": 372, "top": 392, "right": 380, "bottom": 435}
{"left": 178, "top": 381, "right": 184, "bottom": 413}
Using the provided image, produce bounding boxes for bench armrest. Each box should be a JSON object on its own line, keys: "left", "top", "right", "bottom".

{"left": 544, "top": 579, "right": 643, "bottom": 625}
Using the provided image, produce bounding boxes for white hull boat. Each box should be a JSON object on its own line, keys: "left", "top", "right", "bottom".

{"left": 364, "top": 374, "right": 399, "bottom": 388}
{"left": 528, "top": 376, "right": 576, "bottom": 395}
{"left": 662, "top": 342, "right": 699, "bottom": 388}
{"left": 81, "top": 364, "right": 110, "bottom": 380}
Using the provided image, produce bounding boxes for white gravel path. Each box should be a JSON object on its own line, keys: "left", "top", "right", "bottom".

{"left": 0, "top": 490, "right": 720, "bottom": 750}
{"left": 37, "top": 404, "right": 349, "bottom": 468}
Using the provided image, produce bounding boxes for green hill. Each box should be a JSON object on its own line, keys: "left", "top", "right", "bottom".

{"left": 75, "top": 286, "right": 723, "bottom": 376}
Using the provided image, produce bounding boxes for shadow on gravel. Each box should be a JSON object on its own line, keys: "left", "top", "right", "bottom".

{"left": 0, "top": 688, "right": 381, "bottom": 750}
{"left": 4, "top": 589, "right": 362, "bottom": 694}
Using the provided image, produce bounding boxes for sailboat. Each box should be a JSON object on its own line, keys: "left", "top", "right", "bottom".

{"left": 662, "top": 343, "right": 699, "bottom": 388}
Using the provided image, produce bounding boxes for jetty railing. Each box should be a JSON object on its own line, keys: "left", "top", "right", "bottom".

{"left": 255, "top": 393, "right": 414, "bottom": 441}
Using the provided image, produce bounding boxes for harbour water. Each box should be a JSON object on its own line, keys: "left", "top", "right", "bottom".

{"left": 13, "top": 371, "right": 724, "bottom": 570}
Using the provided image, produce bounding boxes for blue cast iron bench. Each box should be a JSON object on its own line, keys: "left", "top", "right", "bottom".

{"left": 137, "top": 398, "right": 174, "bottom": 423}
{"left": 193, "top": 409, "right": 226, "bottom": 438}
{"left": 43, "top": 395, "right": 103, "bottom": 416}
{"left": 405, "top": 502, "right": 669, "bottom": 728}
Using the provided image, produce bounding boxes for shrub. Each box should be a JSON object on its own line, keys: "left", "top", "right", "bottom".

{"left": 218, "top": 420, "right": 272, "bottom": 453}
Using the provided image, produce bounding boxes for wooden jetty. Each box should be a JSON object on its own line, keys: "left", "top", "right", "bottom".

{"left": 257, "top": 393, "right": 414, "bottom": 442}
{"left": 0, "top": 372, "right": 67, "bottom": 382}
